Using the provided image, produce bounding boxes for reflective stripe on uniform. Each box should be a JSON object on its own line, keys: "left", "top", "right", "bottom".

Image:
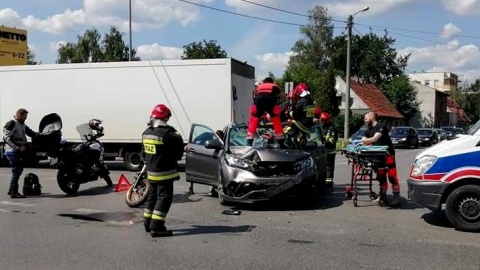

{"left": 147, "top": 169, "right": 179, "bottom": 181}
{"left": 304, "top": 105, "right": 316, "bottom": 118}
{"left": 144, "top": 209, "right": 153, "bottom": 218}
{"left": 152, "top": 210, "right": 167, "bottom": 221}
{"left": 142, "top": 134, "right": 163, "bottom": 145}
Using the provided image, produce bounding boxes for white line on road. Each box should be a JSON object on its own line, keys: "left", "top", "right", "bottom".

{"left": 0, "top": 201, "right": 36, "bottom": 207}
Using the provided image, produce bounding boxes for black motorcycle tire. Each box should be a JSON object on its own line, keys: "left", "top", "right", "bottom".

{"left": 57, "top": 168, "right": 80, "bottom": 195}
{"left": 125, "top": 178, "right": 152, "bottom": 208}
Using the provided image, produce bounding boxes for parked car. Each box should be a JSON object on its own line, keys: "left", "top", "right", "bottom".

{"left": 184, "top": 122, "right": 328, "bottom": 206}
{"left": 441, "top": 126, "right": 464, "bottom": 140}
{"left": 389, "top": 126, "right": 419, "bottom": 148}
{"left": 435, "top": 128, "right": 446, "bottom": 141}
{"left": 417, "top": 128, "right": 439, "bottom": 146}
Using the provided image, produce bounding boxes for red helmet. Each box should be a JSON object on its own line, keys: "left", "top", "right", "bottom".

{"left": 320, "top": 112, "right": 331, "bottom": 121}
{"left": 151, "top": 104, "right": 172, "bottom": 120}
{"left": 314, "top": 107, "right": 322, "bottom": 119}
{"left": 294, "top": 83, "right": 308, "bottom": 97}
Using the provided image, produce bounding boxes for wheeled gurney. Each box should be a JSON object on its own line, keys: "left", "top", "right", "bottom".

{"left": 341, "top": 144, "right": 389, "bottom": 207}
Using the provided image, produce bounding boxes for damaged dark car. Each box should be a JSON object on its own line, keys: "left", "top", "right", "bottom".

{"left": 185, "top": 123, "right": 328, "bottom": 206}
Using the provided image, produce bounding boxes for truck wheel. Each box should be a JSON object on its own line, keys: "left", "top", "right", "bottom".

{"left": 124, "top": 152, "right": 143, "bottom": 171}
{"left": 445, "top": 185, "right": 480, "bottom": 232}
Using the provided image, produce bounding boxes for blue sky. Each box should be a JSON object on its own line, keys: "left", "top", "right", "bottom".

{"left": 1, "top": 0, "right": 480, "bottom": 83}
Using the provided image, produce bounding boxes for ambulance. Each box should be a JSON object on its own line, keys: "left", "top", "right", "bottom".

{"left": 408, "top": 120, "right": 480, "bottom": 231}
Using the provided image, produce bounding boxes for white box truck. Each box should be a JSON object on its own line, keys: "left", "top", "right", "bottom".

{"left": 0, "top": 58, "right": 255, "bottom": 171}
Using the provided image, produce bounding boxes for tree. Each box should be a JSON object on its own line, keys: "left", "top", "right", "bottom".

{"left": 56, "top": 26, "right": 140, "bottom": 63}
{"left": 181, "top": 40, "right": 227, "bottom": 59}
{"left": 330, "top": 30, "right": 410, "bottom": 87}
{"left": 462, "top": 78, "right": 480, "bottom": 123}
{"left": 282, "top": 6, "right": 339, "bottom": 116}
{"left": 383, "top": 75, "right": 420, "bottom": 121}
{"left": 27, "top": 46, "right": 39, "bottom": 65}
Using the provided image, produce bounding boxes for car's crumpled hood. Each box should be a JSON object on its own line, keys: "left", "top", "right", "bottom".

{"left": 229, "top": 147, "right": 310, "bottom": 163}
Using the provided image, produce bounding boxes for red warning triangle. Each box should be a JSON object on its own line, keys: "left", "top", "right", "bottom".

{"left": 114, "top": 174, "right": 132, "bottom": 192}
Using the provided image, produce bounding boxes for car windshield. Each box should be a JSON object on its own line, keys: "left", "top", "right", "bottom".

{"left": 417, "top": 129, "right": 432, "bottom": 135}
{"left": 467, "top": 120, "right": 480, "bottom": 135}
{"left": 441, "top": 127, "right": 455, "bottom": 133}
{"left": 391, "top": 128, "right": 408, "bottom": 135}
{"left": 228, "top": 124, "right": 323, "bottom": 148}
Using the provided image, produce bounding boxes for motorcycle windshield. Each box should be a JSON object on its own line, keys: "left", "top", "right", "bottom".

{"left": 39, "top": 113, "right": 62, "bottom": 134}
{"left": 76, "top": 123, "right": 91, "bottom": 141}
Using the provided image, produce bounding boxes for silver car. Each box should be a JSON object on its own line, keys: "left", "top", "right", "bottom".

{"left": 185, "top": 123, "right": 328, "bottom": 206}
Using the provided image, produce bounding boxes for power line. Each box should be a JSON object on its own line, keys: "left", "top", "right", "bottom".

{"left": 356, "top": 23, "right": 480, "bottom": 40}
{"left": 178, "top": 0, "right": 305, "bottom": 27}
{"left": 237, "top": 0, "right": 346, "bottom": 23}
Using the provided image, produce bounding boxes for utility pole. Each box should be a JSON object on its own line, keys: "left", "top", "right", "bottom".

{"left": 128, "top": 0, "right": 132, "bottom": 61}
{"left": 343, "top": 6, "right": 369, "bottom": 143}
{"left": 344, "top": 14, "right": 353, "bottom": 143}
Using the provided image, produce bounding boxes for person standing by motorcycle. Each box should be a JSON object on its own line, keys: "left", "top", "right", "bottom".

{"left": 142, "top": 104, "right": 185, "bottom": 237}
{"left": 319, "top": 112, "right": 338, "bottom": 187}
{"left": 3, "top": 108, "right": 38, "bottom": 198}
{"left": 247, "top": 77, "right": 284, "bottom": 147}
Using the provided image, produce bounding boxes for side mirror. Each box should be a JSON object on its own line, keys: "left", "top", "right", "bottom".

{"left": 205, "top": 139, "right": 223, "bottom": 150}
{"left": 304, "top": 141, "right": 318, "bottom": 150}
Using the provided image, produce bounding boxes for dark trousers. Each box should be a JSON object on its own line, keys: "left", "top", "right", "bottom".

{"left": 326, "top": 153, "right": 336, "bottom": 180}
{"left": 5, "top": 151, "right": 23, "bottom": 192}
{"left": 144, "top": 180, "right": 174, "bottom": 231}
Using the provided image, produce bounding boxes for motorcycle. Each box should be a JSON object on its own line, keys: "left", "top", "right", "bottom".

{"left": 33, "top": 113, "right": 113, "bottom": 195}
{"left": 125, "top": 163, "right": 152, "bottom": 208}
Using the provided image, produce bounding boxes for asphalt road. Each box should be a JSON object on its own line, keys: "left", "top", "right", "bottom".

{"left": 0, "top": 147, "right": 479, "bottom": 270}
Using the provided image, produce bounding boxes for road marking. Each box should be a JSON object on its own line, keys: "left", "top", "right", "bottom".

{"left": 0, "top": 201, "right": 36, "bottom": 207}
{"left": 73, "top": 208, "right": 106, "bottom": 214}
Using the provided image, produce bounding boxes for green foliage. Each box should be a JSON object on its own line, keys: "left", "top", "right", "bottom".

{"left": 56, "top": 26, "right": 139, "bottom": 63}
{"left": 383, "top": 75, "right": 420, "bottom": 121}
{"left": 27, "top": 46, "right": 39, "bottom": 65}
{"left": 333, "top": 114, "right": 364, "bottom": 138}
{"left": 181, "top": 39, "right": 227, "bottom": 59}
{"left": 456, "top": 78, "right": 480, "bottom": 123}
{"left": 330, "top": 30, "right": 410, "bottom": 87}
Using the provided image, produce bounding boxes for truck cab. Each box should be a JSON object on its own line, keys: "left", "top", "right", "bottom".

{"left": 408, "top": 120, "right": 480, "bottom": 231}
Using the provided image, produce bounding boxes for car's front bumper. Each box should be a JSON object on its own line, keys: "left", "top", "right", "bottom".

{"left": 407, "top": 178, "right": 446, "bottom": 211}
{"left": 221, "top": 167, "right": 317, "bottom": 204}
{"left": 391, "top": 139, "right": 408, "bottom": 147}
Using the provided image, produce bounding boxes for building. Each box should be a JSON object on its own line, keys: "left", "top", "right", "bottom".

{"left": 407, "top": 72, "right": 460, "bottom": 94}
{"left": 409, "top": 82, "right": 449, "bottom": 128}
{"left": 335, "top": 76, "right": 405, "bottom": 126}
{"left": 446, "top": 97, "right": 471, "bottom": 129}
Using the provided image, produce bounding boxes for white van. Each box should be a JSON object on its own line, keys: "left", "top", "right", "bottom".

{"left": 408, "top": 120, "right": 480, "bottom": 231}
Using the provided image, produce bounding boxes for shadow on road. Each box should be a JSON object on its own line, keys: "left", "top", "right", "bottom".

{"left": 421, "top": 211, "right": 453, "bottom": 229}
{"left": 172, "top": 225, "right": 256, "bottom": 236}
{"left": 38, "top": 185, "right": 114, "bottom": 198}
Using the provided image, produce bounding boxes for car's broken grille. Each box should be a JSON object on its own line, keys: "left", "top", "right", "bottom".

{"left": 253, "top": 162, "right": 299, "bottom": 177}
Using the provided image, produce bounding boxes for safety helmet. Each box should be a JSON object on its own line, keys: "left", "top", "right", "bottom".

{"left": 151, "top": 104, "right": 172, "bottom": 120}
{"left": 320, "top": 112, "right": 331, "bottom": 121}
{"left": 294, "top": 83, "right": 309, "bottom": 98}
{"left": 88, "top": 119, "right": 103, "bottom": 131}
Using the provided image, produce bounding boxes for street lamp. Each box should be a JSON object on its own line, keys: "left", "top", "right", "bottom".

{"left": 344, "top": 6, "right": 369, "bottom": 143}
{"left": 128, "top": 0, "right": 132, "bottom": 61}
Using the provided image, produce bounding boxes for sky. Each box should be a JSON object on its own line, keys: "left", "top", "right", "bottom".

{"left": 1, "top": 0, "right": 480, "bottom": 84}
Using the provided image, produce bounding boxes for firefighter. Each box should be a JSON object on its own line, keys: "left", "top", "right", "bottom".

{"left": 289, "top": 83, "right": 315, "bottom": 140}
{"left": 142, "top": 104, "right": 185, "bottom": 237}
{"left": 320, "top": 112, "right": 338, "bottom": 187}
{"left": 247, "top": 77, "right": 284, "bottom": 147}
{"left": 280, "top": 90, "right": 297, "bottom": 123}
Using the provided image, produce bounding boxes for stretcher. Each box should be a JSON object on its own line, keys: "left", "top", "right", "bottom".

{"left": 341, "top": 143, "right": 389, "bottom": 207}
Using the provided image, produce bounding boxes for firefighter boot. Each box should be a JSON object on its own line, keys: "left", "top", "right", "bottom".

{"left": 143, "top": 217, "right": 152, "bottom": 233}
{"left": 389, "top": 192, "right": 402, "bottom": 207}
{"left": 150, "top": 219, "right": 173, "bottom": 237}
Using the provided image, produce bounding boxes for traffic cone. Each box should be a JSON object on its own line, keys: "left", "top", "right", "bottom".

{"left": 114, "top": 174, "right": 131, "bottom": 192}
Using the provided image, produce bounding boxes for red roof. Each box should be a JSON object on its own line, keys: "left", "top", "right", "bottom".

{"left": 447, "top": 97, "right": 471, "bottom": 123}
{"left": 349, "top": 80, "right": 405, "bottom": 119}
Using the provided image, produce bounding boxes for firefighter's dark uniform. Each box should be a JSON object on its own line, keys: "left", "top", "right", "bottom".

{"left": 291, "top": 94, "right": 315, "bottom": 134}
{"left": 321, "top": 121, "right": 338, "bottom": 187}
{"left": 142, "top": 124, "right": 184, "bottom": 237}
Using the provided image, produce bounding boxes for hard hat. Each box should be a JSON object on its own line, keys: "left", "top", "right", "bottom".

{"left": 151, "top": 104, "right": 172, "bottom": 120}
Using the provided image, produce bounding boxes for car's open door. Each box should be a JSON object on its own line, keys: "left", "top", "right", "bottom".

{"left": 185, "top": 123, "right": 223, "bottom": 186}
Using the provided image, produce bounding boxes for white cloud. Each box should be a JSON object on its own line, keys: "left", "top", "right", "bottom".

{"left": 49, "top": 41, "right": 68, "bottom": 53}
{"left": 136, "top": 43, "right": 183, "bottom": 60}
{"left": 224, "top": 0, "right": 282, "bottom": 13}
{"left": 324, "top": 0, "right": 413, "bottom": 17}
{"left": 441, "top": 0, "right": 480, "bottom": 15}
{"left": 399, "top": 42, "right": 480, "bottom": 81}
{"left": 0, "top": 0, "right": 213, "bottom": 35}
{"left": 254, "top": 51, "right": 293, "bottom": 77}
{"left": 441, "top": 23, "right": 461, "bottom": 38}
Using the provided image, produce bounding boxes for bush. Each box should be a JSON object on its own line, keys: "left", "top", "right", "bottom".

{"left": 333, "top": 114, "right": 364, "bottom": 138}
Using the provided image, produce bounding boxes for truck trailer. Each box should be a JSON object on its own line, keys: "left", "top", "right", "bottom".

{"left": 0, "top": 58, "right": 255, "bottom": 171}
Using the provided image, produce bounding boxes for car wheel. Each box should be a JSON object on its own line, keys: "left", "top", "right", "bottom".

{"left": 445, "top": 185, "right": 480, "bottom": 232}
{"left": 217, "top": 172, "right": 229, "bottom": 206}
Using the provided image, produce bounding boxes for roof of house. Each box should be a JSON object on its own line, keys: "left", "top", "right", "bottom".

{"left": 349, "top": 80, "right": 405, "bottom": 119}
{"left": 447, "top": 97, "right": 472, "bottom": 123}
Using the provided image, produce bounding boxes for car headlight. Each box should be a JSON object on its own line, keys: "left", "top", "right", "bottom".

{"left": 295, "top": 157, "right": 315, "bottom": 171}
{"left": 424, "top": 138, "right": 430, "bottom": 141}
{"left": 400, "top": 138, "right": 406, "bottom": 141}
{"left": 225, "top": 153, "right": 253, "bottom": 170}
{"left": 411, "top": 155, "right": 437, "bottom": 176}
